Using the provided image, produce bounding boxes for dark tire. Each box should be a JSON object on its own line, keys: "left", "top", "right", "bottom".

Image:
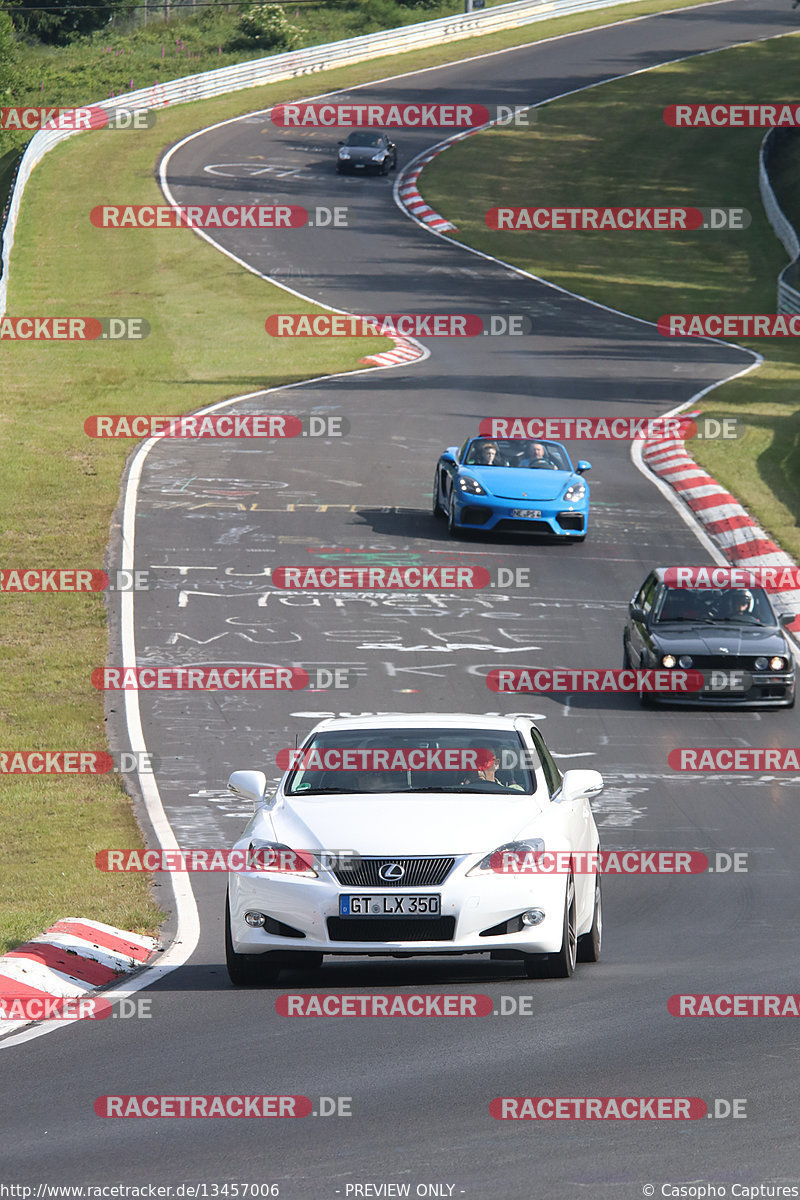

{"left": 577, "top": 875, "right": 602, "bottom": 963}
{"left": 433, "top": 470, "right": 445, "bottom": 518}
{"left": 637, "top": 653, "right": 654, "bottom": 707}
{"left": 622, "top": 638, "right": 632, "bottom": 669}
{"left": 447, "top": 492, "right": 457, "bottom": 537}
{"left": 523, "top": 874, "right": 578, "bottom": 979}
{"left": 225, "top": 894, "right": 282, "bottom": 987}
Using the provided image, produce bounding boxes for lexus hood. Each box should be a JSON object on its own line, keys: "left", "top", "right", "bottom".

{"left": 265, "top": 793, "right": 544, "bottom": 857}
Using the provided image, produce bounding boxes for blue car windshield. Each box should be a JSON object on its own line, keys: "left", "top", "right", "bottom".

{"left": 464, "top": 438, "right": 570, "bottom": 470}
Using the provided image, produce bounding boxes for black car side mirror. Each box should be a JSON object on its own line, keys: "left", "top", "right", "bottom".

{"left": 779, "top": 612, "right": 795, "bottom": 626}
{"left": 629, "top": 603, "right": 645, "bottom": 622}
{"left": 338, "top": 140, "right": 344, "bottom": 145}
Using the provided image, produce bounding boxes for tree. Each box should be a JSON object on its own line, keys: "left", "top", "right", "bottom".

{"left": 8, "top": 0, "right": 125, "bottom": 46}
{"left": 0, "top": 11, "right": 18, "bottom": 97}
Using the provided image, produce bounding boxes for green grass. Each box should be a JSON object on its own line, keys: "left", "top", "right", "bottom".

{"left": 0, "top": 0, "right": 730, "bottom": 954}
{"left": 423, "top": 33, "right": 800, "bottom": 560}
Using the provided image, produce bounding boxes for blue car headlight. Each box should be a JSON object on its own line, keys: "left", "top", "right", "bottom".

{"left": 458, "top": 475, "right": 487, "bottom": 496}
{"left": 563, "top": 481, "right": 586, "bottom": 503}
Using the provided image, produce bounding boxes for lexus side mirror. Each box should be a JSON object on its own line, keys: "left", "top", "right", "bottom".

{"left": 227, "top": 769, "right": 268, "bottom": 805}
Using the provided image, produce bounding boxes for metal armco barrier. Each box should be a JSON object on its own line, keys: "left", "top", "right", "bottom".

{"left": 0, "top": 0, "right": 645, "bottom": 311}
{"left": 759, "top": 127, "right": 800, "bottom": 315}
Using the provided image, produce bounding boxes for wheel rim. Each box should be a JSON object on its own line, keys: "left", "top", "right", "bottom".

{"left": 566, "top": 877, "right": 577, "bottom": 971}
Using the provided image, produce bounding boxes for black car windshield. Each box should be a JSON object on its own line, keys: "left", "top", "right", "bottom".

{"left": 653, "top": 587, "right": 776, "bottom": 626}
{"left": 344, "top": 132, "right": 384, "bottom": 148}
{"left": 285, "top": 728, "right": 536, "bottom": 795}
{"left": 463, "top": 438, "right": 571, "bottom": 471}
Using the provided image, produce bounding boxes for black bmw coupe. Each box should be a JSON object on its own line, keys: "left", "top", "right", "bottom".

{"left": 623, "top": 567, "right": 796, "bottom": 707}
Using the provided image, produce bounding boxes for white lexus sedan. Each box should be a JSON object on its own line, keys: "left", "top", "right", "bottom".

{"left": 224, "top": 714, "right": 603, "bottom": 985}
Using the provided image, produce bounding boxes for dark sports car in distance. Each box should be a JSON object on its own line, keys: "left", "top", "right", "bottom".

{"left": 336, "top": 131, "right": 397, "bottom": 175}
{"left": 433, "top": 436, "right": 591, "bottom": 539}
{"left": 623, "top": 567, "right": 796, "bottom": 707}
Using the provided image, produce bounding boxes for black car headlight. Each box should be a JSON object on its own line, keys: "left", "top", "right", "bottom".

{"left": 371, "top": 150, "right": 388, "bottom": 162}
{"left": 458, "top": 475, "right": 487, "bottom": 496}
{"left": 770, "top": 656, "right": 787, "bottom": 671}
{"left": 661, "top": 654, "right": 677, "bottom": 668}
{"left": 338, "top": 149, "right": 351, "bottom": 160}
{"left": 678, "top": 655, "right": 693, "bottom": 668}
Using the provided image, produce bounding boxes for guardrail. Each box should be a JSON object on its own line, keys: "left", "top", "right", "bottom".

{"left": 0, "top": 0, "right": 645, "bottom": 311}
{"left": 759, "top": 127, "right": 800, "bottom": 315}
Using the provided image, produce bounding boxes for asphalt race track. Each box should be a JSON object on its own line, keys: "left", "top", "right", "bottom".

{"left": 3, "top": 1, "right": 800, "bottom": 1194}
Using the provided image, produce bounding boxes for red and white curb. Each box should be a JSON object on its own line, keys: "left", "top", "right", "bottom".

{"left": 358, "top": 323, "right": 425, "bottom": 367}
{"left": 0, "top": 918, "right": 159, "bottom": 1036}
{"left": 396, "top": 143, "right": 463, "bottom": 233}
{"left": 643, "top": 417, "right": 800, "bottom": 633}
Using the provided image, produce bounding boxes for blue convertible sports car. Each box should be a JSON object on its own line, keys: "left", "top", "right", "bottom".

{"left": 433, "top": 437, "right": 592, "bottom": 539}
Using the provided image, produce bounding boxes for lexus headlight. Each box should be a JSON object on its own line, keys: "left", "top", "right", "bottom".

{"left": 563, "top": 482, "right": 586, "bottom": 503}
{"left": 247, "top": 841, "right": 317, "bottom": 877}
{"left": 458, "top": 475, "right": 487, "bottom": 496}
{"left": 467, "top": 839, "right": 545, "bottom": 877}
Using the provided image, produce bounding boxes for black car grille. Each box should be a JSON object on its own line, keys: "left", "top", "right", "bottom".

{"left": 327, "top": 917, "right": 456, "bottom": 943}
{"left": 671, "top": 655, "right": 785, "bottom": 671}
{"left": 331, "top": 857, "right": 455, "bottom": 888}
{"left": 494, "top": 519, "right": 553, "bottom": 535}
{"left": 556, "top": 512, "right": 585, "bottom": 531}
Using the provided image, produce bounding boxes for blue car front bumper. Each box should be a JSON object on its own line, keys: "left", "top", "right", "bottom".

{"left": 451, "top": 491, "right": 588, "bottom": 536}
